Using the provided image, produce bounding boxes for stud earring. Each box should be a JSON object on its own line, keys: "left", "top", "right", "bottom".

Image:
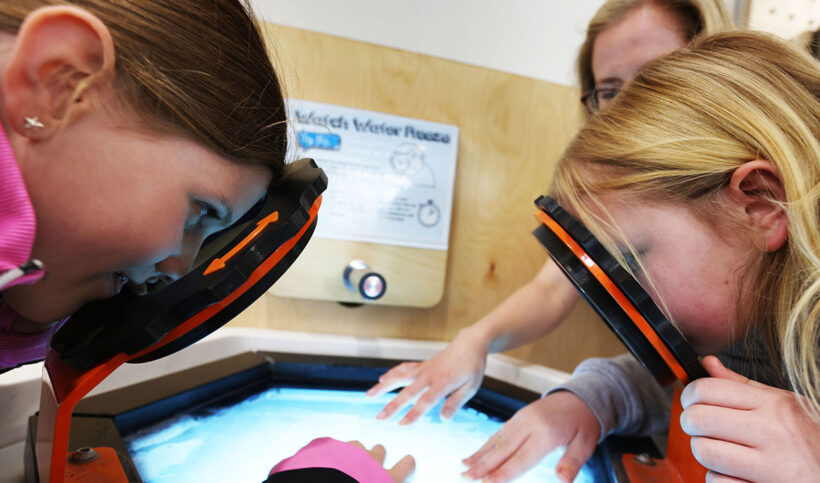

{"left": 24, "top": 116, "right": 44, "bottom": 131}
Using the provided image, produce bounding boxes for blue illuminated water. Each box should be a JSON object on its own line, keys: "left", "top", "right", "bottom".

{"left": 125, "top": 387, "right": 599, "bottom": 482}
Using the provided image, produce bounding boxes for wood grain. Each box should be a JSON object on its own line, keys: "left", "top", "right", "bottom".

{"left": 228, "top": 24, "right": 625, "bottom": 373}
{"left": 271, "top": 239, "right": 448, "bottom": 307}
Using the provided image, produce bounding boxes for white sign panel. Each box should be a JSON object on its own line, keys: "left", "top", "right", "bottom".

{"left": 286, "top": 99, "right": 459, "bottom": 251}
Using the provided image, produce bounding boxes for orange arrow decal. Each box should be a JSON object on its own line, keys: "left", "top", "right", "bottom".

{"left": 203, "top": 211, "right": 279, "bottom": 276}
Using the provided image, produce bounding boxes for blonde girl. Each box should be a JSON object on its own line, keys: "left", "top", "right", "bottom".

{"left": 374, "top": 2, "right": 733, "bottom": 481}
{"left": 504, "top": 30, "right": 820, "bottom": 482}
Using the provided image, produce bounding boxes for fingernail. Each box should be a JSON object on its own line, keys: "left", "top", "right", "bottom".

{"left": 376, "top": 411, "right": 387, "bottom": 420}
{"left": 442, "top": 409, "right": 453, "bottom": 421}
{"left": 556, "top": 468, "right": 571, "bottom": 483}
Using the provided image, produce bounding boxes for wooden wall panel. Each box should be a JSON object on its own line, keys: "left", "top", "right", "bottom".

{"left": 227, "top": 24, "right": 625, "bottom": 373}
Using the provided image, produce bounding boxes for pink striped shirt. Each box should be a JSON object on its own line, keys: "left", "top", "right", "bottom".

{"left": 0, "top": 123, "right": 56, "bottom": 371}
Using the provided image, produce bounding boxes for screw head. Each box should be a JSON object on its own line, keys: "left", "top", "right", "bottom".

{"left": 68, "top": 447, "right": 99, "bottom": 465}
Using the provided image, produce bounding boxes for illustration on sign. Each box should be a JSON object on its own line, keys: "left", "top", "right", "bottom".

{"left": 287, "top": 99, "right": 459, "bottom": 251}
{"left": 417, "top": 200, "right": 440, "bottom": 228}
{"left": 391, "top": 143, "right": 435, "bottom": 188}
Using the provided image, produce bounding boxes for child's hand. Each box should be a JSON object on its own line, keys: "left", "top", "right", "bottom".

{"left": 460, "top": 391, "right": 600, "bottom": 483}
{"left": 680, "top": 355, "right": 820, "bottom": 482}
{"left": 346, "top": 441, "right": 415, "bottom": 483}
{"left": 367, "top": 328, "right": 489, "bottom": 424}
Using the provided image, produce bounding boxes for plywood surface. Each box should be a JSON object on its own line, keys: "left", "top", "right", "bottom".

{"left": 271, "top": 239, "right": 448, "bottom": 307}
{"left": 228, "top": 24, "right": 624, "bottom": 373}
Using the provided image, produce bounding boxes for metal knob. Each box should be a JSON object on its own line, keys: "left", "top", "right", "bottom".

{"left": 343, "top": 260, "right": 386, "bottom": 300}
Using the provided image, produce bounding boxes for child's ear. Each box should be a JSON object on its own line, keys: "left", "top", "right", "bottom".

{"left": 2, "top": 6, "right": 115, "bottom": 139}
{"left": 727, "top": 160, "right": 788, "bottom": 252}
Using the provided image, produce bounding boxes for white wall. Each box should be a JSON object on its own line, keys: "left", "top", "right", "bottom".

{"left": 256, "top": 1, "right": 788, "bottom": 88}
{"left": 252, "top": 0, "right": 606, "bottom": 87}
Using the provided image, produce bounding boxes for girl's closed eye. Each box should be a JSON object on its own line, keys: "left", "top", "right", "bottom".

{"left": 185, "top": 201, "right": 220, "bottom": 231}
{"left": 621, "top": 250, "right": 645, "bottom": 275}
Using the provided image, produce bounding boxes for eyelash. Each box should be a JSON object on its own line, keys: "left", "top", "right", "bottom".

{"left": 622, "top": 250, "right": 645, "bottom": 275}
{"left": 185, "top": 202, "right": 219, "bottom": 231}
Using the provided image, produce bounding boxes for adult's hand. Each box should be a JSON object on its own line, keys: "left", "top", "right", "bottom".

{"left": 367, "top": 328, "right": 490, "bottom": 424}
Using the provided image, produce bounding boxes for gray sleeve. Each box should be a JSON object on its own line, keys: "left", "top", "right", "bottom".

{"left": 546, "top": 353, "right": 671, "bottom": 441}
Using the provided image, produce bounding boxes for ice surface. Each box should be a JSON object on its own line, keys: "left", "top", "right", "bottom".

{"left": 125, "top": 387, "right": 600, "bottom": 482}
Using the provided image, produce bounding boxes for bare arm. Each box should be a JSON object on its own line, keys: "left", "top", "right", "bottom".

{"left": 473, "top": 260, "right": 579, "bottom": 354}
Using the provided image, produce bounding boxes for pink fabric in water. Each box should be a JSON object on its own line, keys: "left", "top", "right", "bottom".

{"left": 269, "top": 437, "right": 392, "bottom": 483}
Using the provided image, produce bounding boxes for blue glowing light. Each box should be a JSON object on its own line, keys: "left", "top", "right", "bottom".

{"left": 126, "top": 387, "right": 599, "bottom": 482}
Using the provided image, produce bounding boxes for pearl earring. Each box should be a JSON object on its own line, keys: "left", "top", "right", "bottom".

{"left": 24, "top": 116, "right": 44, "bottom": 130}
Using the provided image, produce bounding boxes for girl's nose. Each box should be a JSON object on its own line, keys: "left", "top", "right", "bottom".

{"left": 156, "top": 234, "right": 205, "bottom": 281}
{"left": 155, "top": 255, "right": 193, "bottom": 282}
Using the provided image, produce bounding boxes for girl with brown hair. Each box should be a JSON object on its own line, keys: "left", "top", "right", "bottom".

{"left": 0, "top": 1, "right": 411, "bottom": 481}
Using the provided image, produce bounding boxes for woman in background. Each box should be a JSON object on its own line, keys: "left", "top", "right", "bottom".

{"left": 369, "top": 0, "right": 733, "bottom": 435}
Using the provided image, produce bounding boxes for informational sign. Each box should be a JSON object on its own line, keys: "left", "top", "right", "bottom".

{"left": 286, "top": 99, "right": 459, "bottom": 250}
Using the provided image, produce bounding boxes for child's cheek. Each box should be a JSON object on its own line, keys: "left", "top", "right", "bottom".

{"left": 118, "top": 220, "right": 185, "bottom": 267}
